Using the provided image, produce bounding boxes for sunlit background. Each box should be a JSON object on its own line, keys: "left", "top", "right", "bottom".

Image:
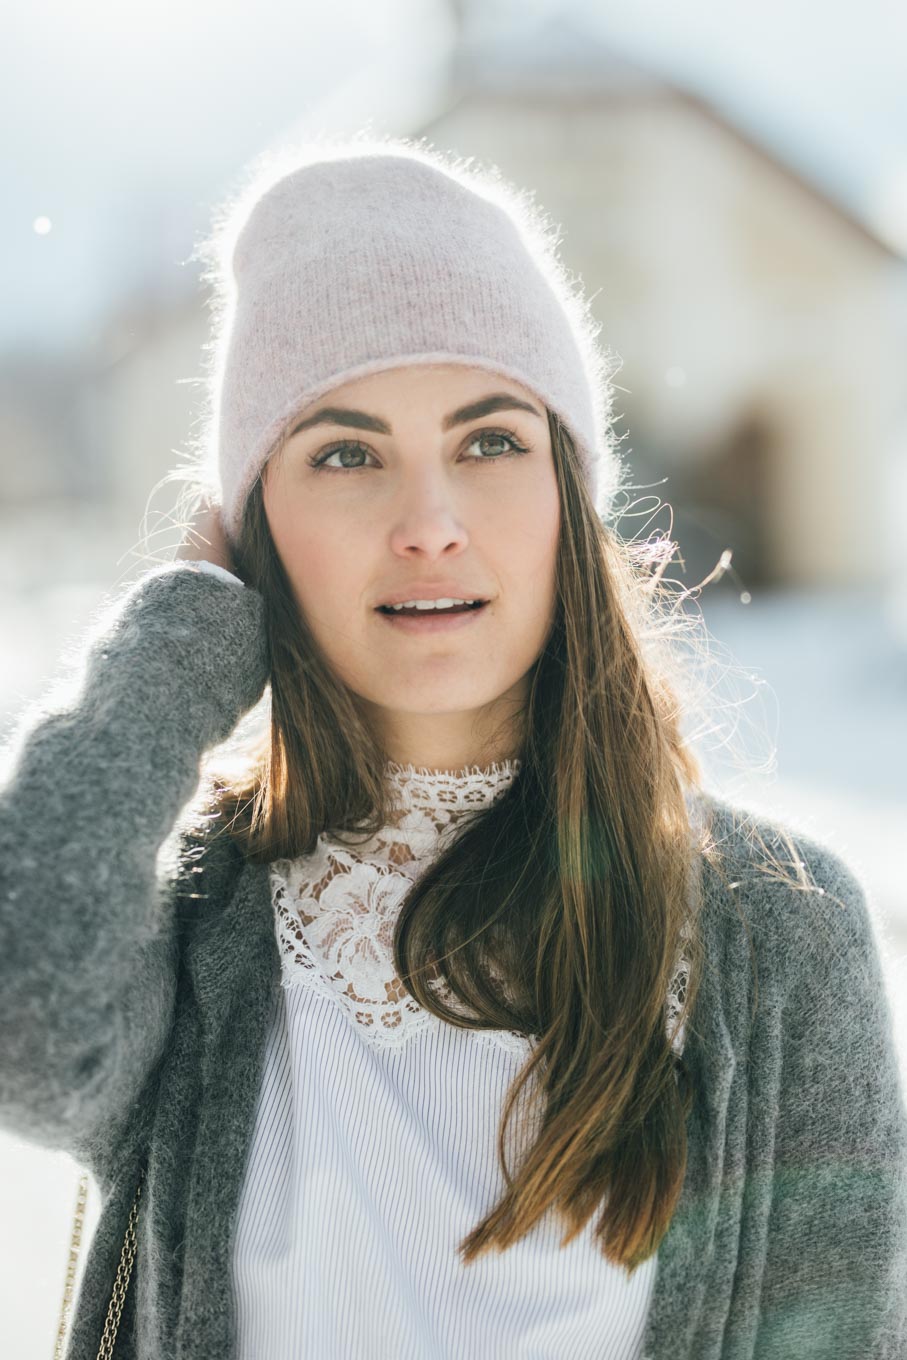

{"left": 3, "top": 1, "right": 906, "bottom": 1353}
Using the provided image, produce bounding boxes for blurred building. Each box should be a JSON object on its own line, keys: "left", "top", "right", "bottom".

{"left": 418, "top": 14, "right": 907, "bottom": 591}
{"left": 4, "top": 10, "right": 906, "bottom": 595}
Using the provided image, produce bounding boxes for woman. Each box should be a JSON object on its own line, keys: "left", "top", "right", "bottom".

{"left": 2, "top": 132, "right": 905, "bottom": 1360}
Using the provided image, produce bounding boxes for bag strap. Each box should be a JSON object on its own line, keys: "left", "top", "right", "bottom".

{"left": 53, "top": 1166, "right": 144, "bottom": 1360}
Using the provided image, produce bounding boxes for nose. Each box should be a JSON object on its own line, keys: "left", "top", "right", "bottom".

{"left": 386, "top": 480, "right": 470, "bottom": 560}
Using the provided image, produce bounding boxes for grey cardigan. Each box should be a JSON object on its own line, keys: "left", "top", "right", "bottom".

{"left": 1, "top": 562, "right": 905, "bottom": 1360}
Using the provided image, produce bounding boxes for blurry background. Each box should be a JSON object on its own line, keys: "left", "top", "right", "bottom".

{"left": 2, "top": 0, "right": 906, "bottom": 1353}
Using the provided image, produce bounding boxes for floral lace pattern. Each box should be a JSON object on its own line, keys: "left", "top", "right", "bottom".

{"left": 270, "top": 760, "right": 690, "bottom": 1057}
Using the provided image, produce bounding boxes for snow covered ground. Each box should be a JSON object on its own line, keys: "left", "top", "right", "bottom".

{"left": 1, "top": 508, "right": 905, "bottom": 1356}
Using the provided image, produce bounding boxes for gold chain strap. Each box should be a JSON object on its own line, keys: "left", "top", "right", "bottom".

{"left": 53, "top": 1167, "right": 144, "bottom": 1360}
{"left": 52, "top": 1172, "right": 89, "bottom": 1359}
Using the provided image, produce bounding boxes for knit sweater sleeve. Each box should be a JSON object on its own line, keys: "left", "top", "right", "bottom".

{"left": 755, "top": 836, "right": 907, "bottom": 1359}
{"left": 0, "top": 561, "right": 269, "bottom": 1156}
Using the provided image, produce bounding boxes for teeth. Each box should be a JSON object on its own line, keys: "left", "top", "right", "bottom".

{"left": 387, "top": 598, "right": 477, "bottom": 611}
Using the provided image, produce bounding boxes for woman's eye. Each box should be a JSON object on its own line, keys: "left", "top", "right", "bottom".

{"left": 464, "top": 429, "right": 530, "bottom": 463}
{"left": 308, "top": 440, "right": 374, "bottom": 472}
{"left": 308, "top": 428, "right": 530, "bottom": 473}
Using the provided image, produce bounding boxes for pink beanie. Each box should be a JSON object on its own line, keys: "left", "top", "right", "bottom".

{"left": 205, "top": 133, "right": 624, "bottom": 545}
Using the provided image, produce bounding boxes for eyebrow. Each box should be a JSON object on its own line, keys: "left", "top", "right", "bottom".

{"left": 287, "top": 392, "right": 545, "bottom": 438}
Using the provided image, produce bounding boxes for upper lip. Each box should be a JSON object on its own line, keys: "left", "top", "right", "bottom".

{"left": 375, "top": 582, "right": 491, "bottom": 608}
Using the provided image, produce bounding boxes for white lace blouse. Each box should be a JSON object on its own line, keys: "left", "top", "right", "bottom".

{"left": 229, "top": 757, "right": 690, "bottom": 1360}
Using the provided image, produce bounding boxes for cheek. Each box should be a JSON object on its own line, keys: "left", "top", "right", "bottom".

{"left": 512, "top": 479, "right": 560, "bottom": 586}
{"left": 264, "top": 482, "right": 345, "bottom": 612}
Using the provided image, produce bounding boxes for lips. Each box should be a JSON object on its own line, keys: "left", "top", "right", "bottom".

{"left": 376, "top": 600, "right": 490, "bottom": 633}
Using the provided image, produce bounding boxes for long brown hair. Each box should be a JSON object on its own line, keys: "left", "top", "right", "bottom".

{"left": 161, "top": 403, "right": 743, "bottom": 1275}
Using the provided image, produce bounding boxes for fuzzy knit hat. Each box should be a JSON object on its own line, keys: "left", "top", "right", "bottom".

{"left": 202, "top": 132, "right": 624, "bottom": 546}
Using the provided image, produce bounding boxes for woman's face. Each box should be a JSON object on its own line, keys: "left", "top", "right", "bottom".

{"left": 261, "top": 363, "right": 560, "bottom": 770}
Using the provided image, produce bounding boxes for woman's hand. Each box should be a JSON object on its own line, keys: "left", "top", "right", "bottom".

{"left": 174, "top": 500, "right": 239, "bottom": 580}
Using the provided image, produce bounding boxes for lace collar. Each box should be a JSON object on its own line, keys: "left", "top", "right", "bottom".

{"left": 379, "top": 757, "right": 522, "bottom": 844}
{"left": 269, "top": 757, "right": 688, "bottom": 1057}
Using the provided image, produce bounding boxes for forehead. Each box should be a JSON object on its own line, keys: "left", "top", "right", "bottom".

{"left": 303, "top": 362, "right": 543, "bottom": 409}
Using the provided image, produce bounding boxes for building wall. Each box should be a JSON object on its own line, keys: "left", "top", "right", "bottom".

{"left": 418, "top": 93, "right": 907, "bottom": 587}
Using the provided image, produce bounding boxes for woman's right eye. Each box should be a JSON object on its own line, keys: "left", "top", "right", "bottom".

{"left": 308, "top": 441, "right": 374, "bottom": 472}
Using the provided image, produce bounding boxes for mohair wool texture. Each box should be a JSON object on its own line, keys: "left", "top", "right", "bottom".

{"left": 0, "top": 563, "right": 906, "bottom": 1359}
{"left": 210, "top": 137, "right": 622, "bottom": 546}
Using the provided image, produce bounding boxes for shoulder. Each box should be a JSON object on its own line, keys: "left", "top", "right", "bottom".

{"left": 691, "top": 788, "right": 882, "bottom": 999}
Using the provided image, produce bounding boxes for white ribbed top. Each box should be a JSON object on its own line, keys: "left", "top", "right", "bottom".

{"left": 230, "top": 760, "right": 684, "bottom": 1358}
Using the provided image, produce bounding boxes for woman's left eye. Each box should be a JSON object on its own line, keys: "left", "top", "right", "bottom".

{"left": 464, "top": 428, "right": 531, "bottom": 463}
{"left": 307, "top": 427, "right": 531, "bottom": 473}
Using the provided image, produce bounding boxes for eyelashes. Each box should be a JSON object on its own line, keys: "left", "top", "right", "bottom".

{"left": 306, "top": 426, "right": 531, "bottom": 473}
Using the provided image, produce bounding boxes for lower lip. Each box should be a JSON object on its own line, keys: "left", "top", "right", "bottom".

{"left": 375, "top": 603, "right": 490, "bottom": 633}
